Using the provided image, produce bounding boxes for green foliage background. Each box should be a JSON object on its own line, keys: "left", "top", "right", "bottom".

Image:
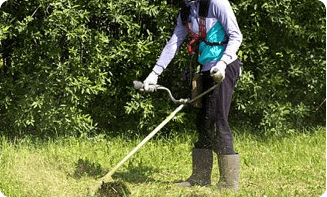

{"left": 0, "top": 0, "right": 325, "bottom": 137}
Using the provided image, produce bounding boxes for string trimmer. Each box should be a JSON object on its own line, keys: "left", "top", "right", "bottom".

{"left": 88, "top": 80, "right": 221, "bottom": 196}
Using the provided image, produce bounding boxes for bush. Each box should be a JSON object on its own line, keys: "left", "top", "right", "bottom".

{"left": 232, "top": 0, "right": 326, "bottom": 134}
{"left": 0, "top": 0, "right": 325, "bottom": 136}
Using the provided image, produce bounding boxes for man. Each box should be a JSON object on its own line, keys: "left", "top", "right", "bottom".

{"left": 143, "top": 0, "right": 242, "bottom": 191}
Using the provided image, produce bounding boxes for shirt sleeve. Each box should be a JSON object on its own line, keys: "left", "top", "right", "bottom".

{"left": 153, "top": 14, "right": 189, "bottom": 75}
{"left": 212, "top": 0, "right": 242, "bottom": 65}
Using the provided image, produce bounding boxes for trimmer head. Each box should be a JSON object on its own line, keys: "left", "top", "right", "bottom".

{"left": 93, "top": 181, "right": 130, "bottom": 197}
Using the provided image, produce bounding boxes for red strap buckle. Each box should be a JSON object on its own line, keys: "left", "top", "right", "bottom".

{"left": 188, "top": 39, "right": 199, "bottom": 54}
{"left": 186, "top": 17, "right": 207, "bottom": 55}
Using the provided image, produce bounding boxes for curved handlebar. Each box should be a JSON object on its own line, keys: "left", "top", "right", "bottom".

{"left": 133, "top": 81, "right": 189, "bottom": 104}
{"left": 133, "top": 80, "right": 220, "bottom": 105}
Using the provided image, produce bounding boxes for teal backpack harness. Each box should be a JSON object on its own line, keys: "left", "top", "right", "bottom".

{"left": 181, "top": 0, "right": 228, "bottom": 65}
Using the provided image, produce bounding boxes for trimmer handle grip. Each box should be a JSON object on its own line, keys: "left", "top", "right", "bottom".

{"left": 133, "top": 81, "right": 144, "bottom": 90}
{"left": 133, "top": 81, "right": 159, "bottom": 92}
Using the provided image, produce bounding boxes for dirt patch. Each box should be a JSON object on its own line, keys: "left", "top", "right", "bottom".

{"left": 95, "top": 181, "right": 130, "bottom": 197}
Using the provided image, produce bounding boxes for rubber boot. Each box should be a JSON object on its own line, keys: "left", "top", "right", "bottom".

{"left": 175, "top": 148, "right": 213, "bottom": 187}
{"left": 216, "top": 153, "right": 240, "bottom": 191}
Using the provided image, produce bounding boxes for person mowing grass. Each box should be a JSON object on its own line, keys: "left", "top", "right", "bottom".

{"left": 143, "top": 0, "right": 243, "bottom": 191}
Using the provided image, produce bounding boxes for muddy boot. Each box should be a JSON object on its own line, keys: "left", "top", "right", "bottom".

{"left": 175, "top": 148, "right": 213, "bottom": 187}
{"left": 216, "top": 153, "right": 240, "bottom": 191}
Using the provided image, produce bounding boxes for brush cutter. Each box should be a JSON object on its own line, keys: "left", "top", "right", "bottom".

{"left": 88, "top": 80, "right": 221, "bottom": 196}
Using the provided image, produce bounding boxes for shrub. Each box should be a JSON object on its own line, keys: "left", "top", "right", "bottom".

{"left": 0, "top": 0, "right": 325, "bottom": 136}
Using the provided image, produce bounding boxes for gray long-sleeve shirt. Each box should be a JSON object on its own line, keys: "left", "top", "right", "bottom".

{"left": 153, "top": 0, "right": 242, "bottom": 74}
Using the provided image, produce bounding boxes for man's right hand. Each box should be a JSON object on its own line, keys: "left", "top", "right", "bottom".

{"left": 143, "top": 71, "right": 159, "bottom": 92}
{"left": 210, "top": 60, "right": 227, "bottom": 83}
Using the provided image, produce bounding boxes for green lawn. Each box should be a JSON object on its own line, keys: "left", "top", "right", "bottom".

{"left": 0, "top": 126, "right": 325, "bottom": 196}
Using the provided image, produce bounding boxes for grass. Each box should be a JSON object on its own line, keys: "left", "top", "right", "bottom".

{"left": 0, "top": 126, "right": 325, "bottom": 197}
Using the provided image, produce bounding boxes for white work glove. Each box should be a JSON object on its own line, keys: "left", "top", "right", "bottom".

{"left": 143, "top": 71, "right": 159, "bottom": 92}
{"left": 210, "top": 60, "right": 227, "bottom": 83}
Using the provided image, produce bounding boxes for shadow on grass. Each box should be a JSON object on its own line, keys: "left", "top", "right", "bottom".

{"left": 112, "top": 165, "right": 158, "bottom": 184}
{"left": 71, "top": 158, "right": 163, "bottom": 184}
{"left": 72, "top": 159, "right": 133, "bottom": 196}
{"left": 71, "top": 158, "right": 107, "bottom": 179}
{"left": 112, "top": 166, "right": 190, "bottom": 186}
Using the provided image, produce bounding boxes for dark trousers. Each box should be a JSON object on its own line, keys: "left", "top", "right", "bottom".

{"left": 195, "top": 60, "right": 241, "bottom": 155}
